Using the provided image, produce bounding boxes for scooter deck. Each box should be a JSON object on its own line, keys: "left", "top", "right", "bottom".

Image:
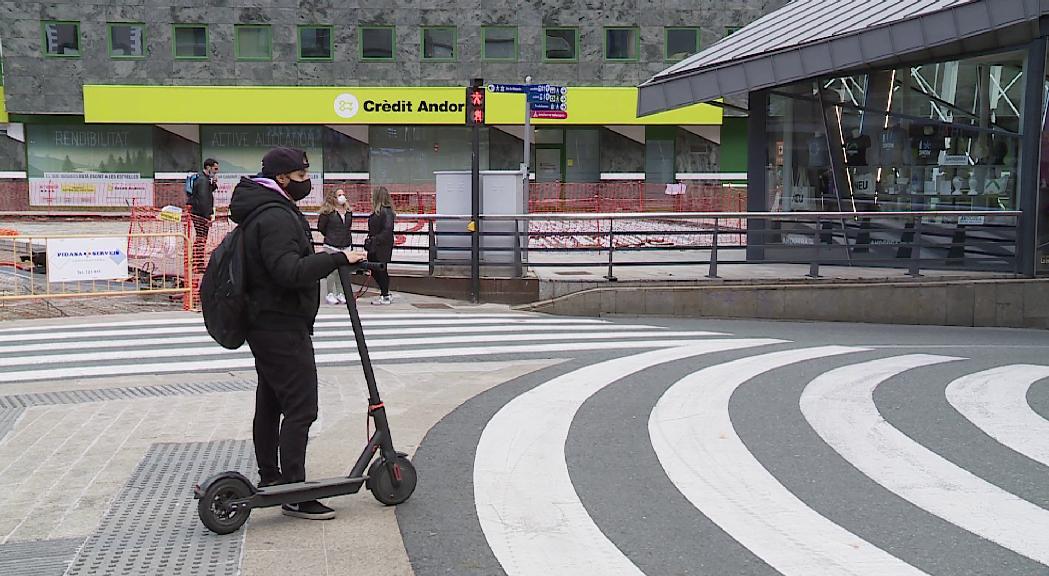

{"left": 249, "top": 476, "right": 368, "bottom": 508}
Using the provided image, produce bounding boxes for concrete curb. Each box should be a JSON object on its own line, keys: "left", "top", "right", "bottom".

{"left": 516, "top": 277, "right": 1049, "bottom": 328}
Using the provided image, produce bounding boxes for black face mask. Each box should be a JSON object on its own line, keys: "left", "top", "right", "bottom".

{"left": 284, "top": 178, "right": 312, "bottom": 201}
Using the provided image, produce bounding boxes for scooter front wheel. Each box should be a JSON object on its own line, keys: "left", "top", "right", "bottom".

{"left": 367, "top": 453, "right": 417, "bottom": 506}
{"left": 198, "top": 477, "right": 253, "bottom": 534}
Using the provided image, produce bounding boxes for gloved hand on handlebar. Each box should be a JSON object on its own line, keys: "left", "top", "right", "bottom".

{"left": 342, "top": 249, "right": 368, "bottom": 264}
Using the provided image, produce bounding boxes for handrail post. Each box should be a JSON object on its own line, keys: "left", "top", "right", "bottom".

{"left": 807, "top": 215, "right": 821, "bottom": 278}
{"left": 707, "top": 216, "right": 719, "bottom": 279}
{"left": 512, "top": 215, "right": 523, "bottom": 279}
{"left": 604, "top": 216, "right": 618, "bottom": 281}
{"left": 427, "top": 219, "right": 436, "bottom": 277}
{"left": 907, "top": 215, "right": 923, "bottom": 277}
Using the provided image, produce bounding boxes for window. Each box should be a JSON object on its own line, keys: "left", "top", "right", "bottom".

{"left": 665, "top": 27, "right": 699, "bottom": 61}
{"left": 298, "top": 25, "right": 333, "bottom": 60}
{"left": 108, "top": 23, "right": 145, "bottom": 58}
{"left": 43, "top": 21, "right": 79, "bottom": 57}
{"left": 235, "top": 25, "right": 272, "bottom": 61}
{"left": 543, "top": 28, "right": 577, "bottom": 61}
{"left": 360, "top": 26, "right": 395, "bottom": 60}
{"left": 604, "top": 27, "right": 639, "bottom": 61}
{"left": 422, "top": 27, "right": 456, "bottom": 61}
{"left": 173, "top": 25, "right": 207, "bottom": 60}
{"left": 482, "top": 26, "right": 517, "bottom": 60}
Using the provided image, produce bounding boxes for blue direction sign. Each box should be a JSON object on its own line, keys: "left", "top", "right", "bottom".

{"left": 527, "top": 92, "right": 567, "bottom": 104}
{"left": 487, "top": 83, "right": 527, "bottom": 93}
{"left": 528, "top": 101, "right": 567, "bottom": 112}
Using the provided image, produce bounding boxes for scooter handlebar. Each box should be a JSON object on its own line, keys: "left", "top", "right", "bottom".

{"left": 341, "top": 260, "right": 386, "bottom": 274}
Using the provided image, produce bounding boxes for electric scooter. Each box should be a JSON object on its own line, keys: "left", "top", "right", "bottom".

{"left": 194, "top": 262, "right": 417, "bottom": 535}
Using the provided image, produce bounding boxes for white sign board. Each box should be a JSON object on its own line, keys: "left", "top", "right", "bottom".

{"left": 29, "top": 173, "right": 154, "bottom": 207}
{"left": 47, "top": 237, "right": 130, "bottom": 283}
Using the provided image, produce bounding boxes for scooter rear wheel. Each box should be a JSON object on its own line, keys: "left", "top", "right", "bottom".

{"left": 198, "top": 477, "right": 253, "bottom": 534}
{"left": 367, "top": 453, "right": 417, "bottom": 506}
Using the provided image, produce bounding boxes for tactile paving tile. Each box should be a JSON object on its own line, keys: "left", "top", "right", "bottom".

{"left": 65, "top": 440, "right": 254, "bottom": 576}
{"left": 0, "top": 378, "right": 257, "bottom": 409}
{"left": 0, "top": 407, "right": 23, "bottom": 443}
{"left": 0, "top": 536, "right": 83, "bottom": 576}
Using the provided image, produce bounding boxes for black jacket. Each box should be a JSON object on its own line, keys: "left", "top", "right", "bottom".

{"left": 188, "top": 171, "right": 218, "bottom": 218}
{"left": 317, "top": 209, "right": 353, "bottom": 249}
{"left": 229, "top": 177, "right": 348, "bottom": 332}
{"left": 366, "top": 207, "right": 396, "bottom": 263}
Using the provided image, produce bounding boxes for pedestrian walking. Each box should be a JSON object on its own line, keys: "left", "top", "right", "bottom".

{"left": 365, "top": 187, "right": 396, "bottom": 305}
{"left": 188, "top": 158, "right": 219, "bottom": 272}
{"left": 317, "top": 188, "right": 354, "bottom": 305}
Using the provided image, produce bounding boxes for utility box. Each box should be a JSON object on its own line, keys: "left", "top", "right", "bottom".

{"left": 434, "top": 170, "right": 525, "bottom": 269}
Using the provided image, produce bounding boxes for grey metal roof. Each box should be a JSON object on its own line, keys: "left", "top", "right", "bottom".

{"left": 639, "top": 0, "right": 1048, "bottom": 116}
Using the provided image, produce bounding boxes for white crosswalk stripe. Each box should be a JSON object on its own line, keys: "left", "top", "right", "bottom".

{"left": 0, "top": 312, "right": 730, "bottom": 383}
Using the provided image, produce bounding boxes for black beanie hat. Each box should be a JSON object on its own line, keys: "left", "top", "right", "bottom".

{"left": 261, "top": 147, "right": 310, "bottom": 178}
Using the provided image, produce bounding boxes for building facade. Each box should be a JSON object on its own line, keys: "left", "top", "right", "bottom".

{"left": 0, "top": 0, "right": 787, "bottom": 211}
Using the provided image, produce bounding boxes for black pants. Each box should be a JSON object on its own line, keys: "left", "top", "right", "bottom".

{"left": 246, "top": 328, "right": 318, "bottom": 484}
{"left": 373, "top": 268, "right": 390, "bottom": 296}
{"left": 191, "top": 218, "right": 211, "bottom": 273}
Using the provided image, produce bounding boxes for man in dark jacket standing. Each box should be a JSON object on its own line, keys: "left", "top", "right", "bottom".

{"left": 188, "top": 158, "right": 219, "bottom": 272}
{"left": 229, "top": 147, "right": 366, "bottom": 521}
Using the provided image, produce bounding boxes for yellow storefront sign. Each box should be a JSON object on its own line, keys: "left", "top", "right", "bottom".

{"left": 0, "top": 87, "right": 7, "bottom": 123}
{"left": 83, "top": 85, "right": 720, "bottom": 125}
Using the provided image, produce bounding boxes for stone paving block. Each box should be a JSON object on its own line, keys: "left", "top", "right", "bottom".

{"left": 0, "top": 537, "right": 83, "bottom": 576}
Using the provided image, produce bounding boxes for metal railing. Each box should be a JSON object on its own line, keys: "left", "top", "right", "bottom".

{"left": 329, "top": 209, "right": 1021, "bottom": 281}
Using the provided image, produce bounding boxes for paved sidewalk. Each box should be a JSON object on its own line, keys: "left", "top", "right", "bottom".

{"left": 0, "top": 300, "right": 559, "bottom": 576}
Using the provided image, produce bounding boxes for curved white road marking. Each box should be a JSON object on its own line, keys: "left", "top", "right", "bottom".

{"left": 0, "top": 339, "right": 757, "bottom": 384}
{"left": 0, "top": 330, "right": 723, "bottom": 369}
{"left": 945, "top": 364, "right": 1049, "bottom": 466}
{"left": 650, "top": 346, "right": 932, "bottom": 576}
{"left": 474, "top": 339, "right": 783, "bottom": 576}
{"left": 801, "top": 355, "right": 1049, "bottom": 565}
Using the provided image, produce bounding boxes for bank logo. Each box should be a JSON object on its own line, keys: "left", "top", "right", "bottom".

{"left": 333, "top": 93, "right": 359, "bottom": 119}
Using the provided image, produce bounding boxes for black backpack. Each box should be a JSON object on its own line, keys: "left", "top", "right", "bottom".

{"left": 199, "top": 201, "right": 293, "bottom": 349}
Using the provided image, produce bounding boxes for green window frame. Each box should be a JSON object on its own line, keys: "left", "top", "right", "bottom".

{"left": 360, "top": 25, "right": 396, "bottom": 61}
{"left": 664, "top": 27, "right": 700, "bottom": 62}
{"left": 107, "top": 22, "right": 146, "bottom": 59}
{"left": 298, "top": 25, "right": 333, "bottom": 61}
{"left": 482, "top": 26, "right": 518, "bottom": 61}
{"left": 172, "top": 24, "right": 208, "bottom": 60}
{"left": 604, "top": 27, "right": 639, "bottom": 61}
{"left": 543, "top": 27, "right": 578, "bottom": 62}
{"left": 421, "top": 26, "right": 456, "bottom": 61}
{"left": 235, "top": 25, "right": 272, "bottom": 61}
{"left": 42, "top": 21, "right": 80, "bottom": 58}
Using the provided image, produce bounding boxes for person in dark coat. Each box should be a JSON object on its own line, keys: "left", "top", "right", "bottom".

{"left": 317, "top": 188, "right": 354, "bottom": 305}
{"left": 228, "top": 147, "right": 366, "bottom": 521}
{"left": 188, "top": 158, "right": 219, "bottom": 272}
{"left": 365, "top": 186, "right": 396, "bottom": 305}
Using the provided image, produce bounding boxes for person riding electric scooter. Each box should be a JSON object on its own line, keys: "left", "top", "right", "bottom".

{"left": 195, "top": 148, "right": 416, "bottom": 532}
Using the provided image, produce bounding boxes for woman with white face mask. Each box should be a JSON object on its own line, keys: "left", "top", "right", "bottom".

{"left": 317, "top": 188, "right": 354, "bottom": 304}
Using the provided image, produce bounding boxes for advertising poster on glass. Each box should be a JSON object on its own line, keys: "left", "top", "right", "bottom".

{"left": 27, "top": 125, "right": 154, "bottom": 207}
{"left": 200, "top": 126, "right": 325, "bottom": 208}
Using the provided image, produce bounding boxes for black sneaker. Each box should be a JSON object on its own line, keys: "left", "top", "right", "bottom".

{"left": 281, "top": 500, "right": 336, "bottom": 520}
{"left": 259, "top": 478, "right": 285, "bottom": 488}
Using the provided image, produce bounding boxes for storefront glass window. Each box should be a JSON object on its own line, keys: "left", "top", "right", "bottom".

{"left": 565, "top": 129, "right": 600, "bottom": 182}
{"left": 369, "top": 126, "right": 489, "bottom": 186}
{"left": 766, "top": 49, "right": 1027, "bottom": 215}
